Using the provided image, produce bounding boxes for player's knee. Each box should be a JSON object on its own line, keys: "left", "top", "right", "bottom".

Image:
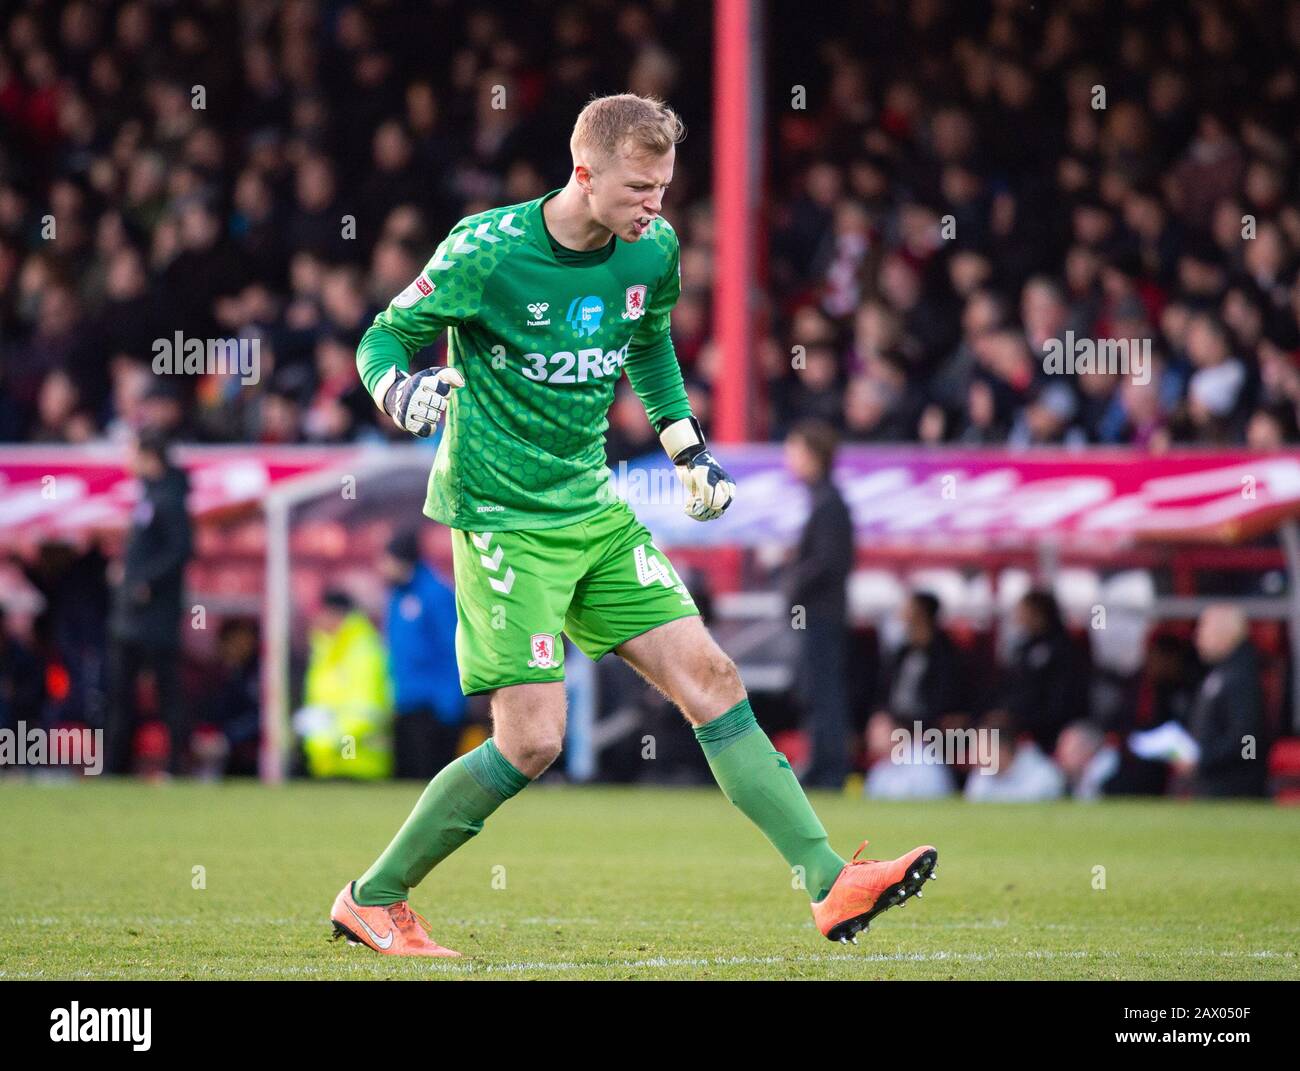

{"left": 689, "top": 644, "right": 745, "bottom": 713}
{"left": 709, "top": 649, "right": 743, "bottom": 695}
{"left": 507, "top": 732, "right": 564, "bottom": 777}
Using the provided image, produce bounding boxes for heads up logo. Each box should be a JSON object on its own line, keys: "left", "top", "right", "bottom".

{"left": 566, "top": 295, "right": 604, "bottom": 337}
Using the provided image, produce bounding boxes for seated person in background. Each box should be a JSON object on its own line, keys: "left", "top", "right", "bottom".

{"left": 1055, "top": 631, "right": 1200, "bottom": 799}
{"left": 295, "top": 590, "right": 393, "bottom": 780}
{"left": 864, "top": 591, "right": 965, "bottom": 799}
{"left": 198, "top": 617, "right": 262, "bottom": 778}
{"left": 964, "top": 713, "right": 1065, "bottom": 803}
{"left": 0, "top": 606, "right": 43, "bottom": 740}
{"left": 869, "top": 591, "right": 964, "bottom": 731}
{"left": 1055, "top": 720, "right": 1170, "bottom": 799}
{"left": 1140, "top": 632, "right": 1198, "bottom": 730}
{"left": 863, "top": 707, "right": 956, "bottom": 800}
{"left": 1180, "top": 604, "right": 1269, "bottom": 798}
{"left": 986, "top": 591, "right": 1086, "bottom": 755}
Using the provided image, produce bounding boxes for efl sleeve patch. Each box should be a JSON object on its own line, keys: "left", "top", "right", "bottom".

{"left": 392, "top": 273, "right": 436, "bottom": 308}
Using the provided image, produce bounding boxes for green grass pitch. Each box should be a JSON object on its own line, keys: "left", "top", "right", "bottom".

{"left": 1, "top": 780, "right": 1296, "bottom": 980}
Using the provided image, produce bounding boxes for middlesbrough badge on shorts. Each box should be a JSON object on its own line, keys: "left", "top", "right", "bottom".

{"left": 527, "top": 633, "right": 559, "bottom": 668}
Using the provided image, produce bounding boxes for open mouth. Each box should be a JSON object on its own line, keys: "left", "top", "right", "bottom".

{"left": 632, "top": 216, "right": 654, "bottom": 236}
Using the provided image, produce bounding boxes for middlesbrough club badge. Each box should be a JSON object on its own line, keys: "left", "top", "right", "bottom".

{"left": 527, "top": 633, "right": 558, "bottom": 668}
{"left": 622, "top": 284, "right": 648, "bottom": 320}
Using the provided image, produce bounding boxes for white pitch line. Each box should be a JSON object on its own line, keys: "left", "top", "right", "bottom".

{"left": 3, "top": 944, "right": 1295, "bottom": 981}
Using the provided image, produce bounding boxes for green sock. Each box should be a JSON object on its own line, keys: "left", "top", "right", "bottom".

{"left": 353, "top": 739, "right": 531, "bottom": 905}
{"left": 694, "top": 699, "right": 847, "bottom": 901}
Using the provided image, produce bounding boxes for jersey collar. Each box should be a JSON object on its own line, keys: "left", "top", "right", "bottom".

{"left": 531, "top": 189, "right": 619, "bottom": 265}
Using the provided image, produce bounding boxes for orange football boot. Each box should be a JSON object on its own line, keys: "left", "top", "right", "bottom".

{"left": 811, "top": 841, "right": 938, "bottom": 943}
{"left": 329, "top": 882, "right": 461, "bottom": 957}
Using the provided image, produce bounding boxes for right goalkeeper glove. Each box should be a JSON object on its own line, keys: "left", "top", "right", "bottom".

{"left": 373, "top": 365, "right": 464, "bottom": 438}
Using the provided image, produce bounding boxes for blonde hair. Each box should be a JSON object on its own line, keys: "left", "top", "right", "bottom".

{"left": 570, "top": 93, "right": 685, "bottom": 166}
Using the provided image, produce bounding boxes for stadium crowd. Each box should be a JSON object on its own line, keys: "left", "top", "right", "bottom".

{"left": 761, "top": 0, "right": 1300, "bottom": 451}
{"left": 2, "top": 1, "right": 1300, "bottom": 448}
{"left": 0, "top": 1, "right": 1295, "bottom": 794}
{"left": 0, "top": 0, "right": 713, "bottom": 445}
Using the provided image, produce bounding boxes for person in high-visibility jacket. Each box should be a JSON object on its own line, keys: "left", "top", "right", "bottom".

{"left": 297, "top": 590, "right": 393, "bottom": 780}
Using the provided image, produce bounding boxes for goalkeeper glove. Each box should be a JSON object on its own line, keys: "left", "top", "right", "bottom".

{"left": 372, "top": 365, "right": 464, "bottom": 438}
{"left": 658, "top": 415, "right": 736, "bottom": 521}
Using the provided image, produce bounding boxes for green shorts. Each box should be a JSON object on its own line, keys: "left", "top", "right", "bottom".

{"left": 450, "top": 500, "right": 699, "bottom": 695}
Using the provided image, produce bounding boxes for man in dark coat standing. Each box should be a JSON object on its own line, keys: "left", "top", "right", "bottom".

{"left": 106, "top": 429, "right": 194, "bottom": 776}
{"left": 784, "top": 421, "right": 855, "bottom": 789}
{"left": 1185, "top": 604, "right": 1269, "bottom": 798}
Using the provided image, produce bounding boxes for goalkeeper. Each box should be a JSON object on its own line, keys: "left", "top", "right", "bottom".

{"left": 330, "top": 94, "right": 936, "bottom": 956}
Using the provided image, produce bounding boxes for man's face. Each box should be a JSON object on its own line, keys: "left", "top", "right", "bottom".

{"left": 1014, "top": 600, "right": 1039, "bottom": 635}
{"left": 1195, "top": 608, "right": 1241, "bottom": 663}
{"left": 904, "top": 598, "right": 929, "bottom": 638}
{"left": 315, "top": 606, "right": 346, "bottom": 633}
{"left": 380, "top": 553, "right": 413, "bottom": 587}
{"left": 129, "top": 443, "right": 161, "bottom": 480}
{"left": 582, "top": 144, "right": 674, "bottom": 242}
{"left": 783, "top": 436, "right": 820, "bottom": 484}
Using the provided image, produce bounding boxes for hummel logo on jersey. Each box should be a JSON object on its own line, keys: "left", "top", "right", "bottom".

{"left": 566, "top": 295, "right": 604, "bottom": 337}
{"left": 528, "top": 633, "right": 559, "bottom": 669}
{"left": 622, "top": 284, "right": 648, "bottom": 320}
{"left": 526, "top": 301, "right": 551, "bottom": 326}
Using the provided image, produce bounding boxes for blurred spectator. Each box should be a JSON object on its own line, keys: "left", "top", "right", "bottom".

{"left": 1184, "top": 604, "right": 1269, "bottom": 798}
{"left": 0, "top": 605, "right": 43, "bottom": 740}
{"left": 105, "top": 429, "right": 193, "bottom": 776}
{"left": 863, "top": 711, "right": 957, "bottom": 800}
{"left": 1055, "top": 721, "right": 1170, "bottom": 799}
{"left": 11, "top": 538, "right": 110, "bottom": 729}
{"left": 988, "top": 591, "right": 1086, "bottom": 754}
{"left": 295, "top": 590, "right": 393, "bottom": 781}
{"left": 304, "top": 332, "right": 371, "bottom": 442}
{"left": 964, "top": 715, "right": 1066, "bottom": 803}
{"left": 868, "top": 592, "right": 963, "bottom": 736}
{"left": 381, "top": 531, "right": 466, "bottom": 780}
{"left": 1055, "top": 722, "right": 1122, "bottom": 800}
{"left": 783, "top": 420, "right": 853, "bottom": 789}
{"left": 199, "top": 618, "right": 261, "bottom": 777}
{"left": 1139, "top": 632, "right": 1198, "bottom": 730}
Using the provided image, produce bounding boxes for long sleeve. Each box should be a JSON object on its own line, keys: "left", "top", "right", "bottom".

{"left": 355, "top": 221, "right": 485, "bottom": 400}
{"left": 622, "top": 229, "right": 691, "bottom": 428}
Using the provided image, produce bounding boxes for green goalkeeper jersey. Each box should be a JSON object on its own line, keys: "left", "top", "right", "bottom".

{"left": 356, "top": 190, "right": 691, "bottom": 531}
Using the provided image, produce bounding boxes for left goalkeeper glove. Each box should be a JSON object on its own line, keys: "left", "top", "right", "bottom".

{"left": 658, "top": 415, "right": 736, "bottom": 521}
